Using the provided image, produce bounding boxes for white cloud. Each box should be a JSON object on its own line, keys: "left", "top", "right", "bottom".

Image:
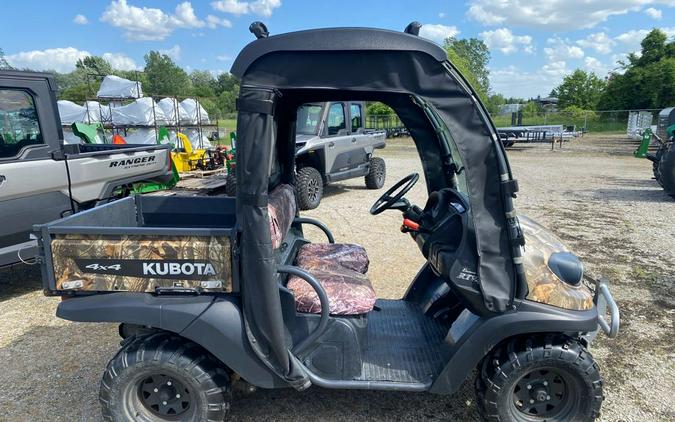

{"left": 101, "top": 0, "right": 233, "bottom": 41}
{"left": 173, "top": 2, "right": 204, "bottom": 28}
{"left": 73, "top": 14, "right": 89, "bottom": 25}
{"left": 479, "top": 28, "right": 533, "bottom": 54}
{"left": 211, "top": 0, "right": 281, "bottom": 17}
{"left": 6, "top": 47, "right": 91, "bottom": 73}
{"left": 419, "top": 24, "right": 460, "bottom": 44}
{"left": 576, "top": 32, "right": 614, "bottom": 55}
{"left": 644, "top": 7, "right": 663, "bottom": 19}
{"left": 438, "top": 12, "right": 446, "bottom": 18}
{"left": 490, "top": 62, "right": 570, "bottom": 98}
{"left": 206, "top": 14, "right": 232, "bottom": 28}
{"left": 159, "top": 45, "right": 182, "bottom": 61}
{"left": 544, "top": 37, "right": 585, "bottom": 61}
{"left": 583, "top": 56, "right": 608, "bottom": 74}
{"left": 467, "top": 0, "right": 675, "bottom": 30}
{"left": 216, "top": 54, "right": 232, "bottom": 61}
{"left": 5, "top": 47, "right": 137, "bottom": 73}
{"left": 102, "top": 52, "right": 139, "bottom": 70}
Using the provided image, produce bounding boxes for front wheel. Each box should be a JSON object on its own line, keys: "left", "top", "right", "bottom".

{"left": 225, "top": 172, "right": 237, "bottom": 197}
{"left": 475, "top": 335, "right": 603, "bottom": 422}
{"left": 296, "top": 166, "right": 323, "bottom": 210}
{"left": 657, "top": 142, "right": 675, "bottom": 198}
{"left": 365, "top": 157, "right": 386, "bottom": 189}
{"left": 100, "top": 333, "right": 231, "bottom": 422}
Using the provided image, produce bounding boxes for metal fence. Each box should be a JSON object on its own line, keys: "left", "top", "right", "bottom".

{"left": 365, "top": 109, "right": 662, "bottom": 135}
{"left": 490, "top": 109, "right": 662, "bottom": 134}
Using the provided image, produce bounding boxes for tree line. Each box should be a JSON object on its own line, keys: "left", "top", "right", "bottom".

{"left": 488, "top": 29, "right": 674, "bottom": 117}
{"left": 1, "top": 51, "right": 240, "bottom": 120}
{"left": 3, "top": 27, "right": 673, "bottom": 122}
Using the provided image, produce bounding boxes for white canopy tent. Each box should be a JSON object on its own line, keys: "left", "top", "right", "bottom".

{"left": 180, "top": 99, "right": 210, "bottom": 125}
{"left": 111, "top": 98, "right": 169, "bottom": 126}
{"left": 97, "top": 75, "right": 143, "bottom": 99}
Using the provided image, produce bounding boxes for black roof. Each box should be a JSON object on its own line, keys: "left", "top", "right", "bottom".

{"left": 0, "top": 69, "right": 58, "bottom": 91}
{"left": 230, "top": 27, "right": 448, "bottom": 77}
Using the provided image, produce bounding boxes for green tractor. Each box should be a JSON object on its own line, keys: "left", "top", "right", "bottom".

{"left": 635, "top": 123, "right": 675, "bottom": 198}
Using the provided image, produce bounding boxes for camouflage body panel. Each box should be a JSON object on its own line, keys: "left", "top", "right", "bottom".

{"left": 51, "top": 234, "right": 232, "bottom": 292}
{"left": 520, "top": 216, "right": 593, "bottom": 311}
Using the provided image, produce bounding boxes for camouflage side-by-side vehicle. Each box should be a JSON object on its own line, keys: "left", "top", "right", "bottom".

{"left": 38, "top": 23, "right": 619, "bottom": 422}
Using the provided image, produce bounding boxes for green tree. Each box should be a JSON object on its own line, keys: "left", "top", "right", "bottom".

{"left": 554, "top": 69, "right": 606, "bottom": 109}
{"left": 190, "top": 70, "right": 217, "bottom": 97}
{"left": 143, "top": 51, "right": 191, "bottom": 96}
{"left": 598, "top": 29, "right": 675, "bottom": 110}
{"left": 76, "top": 56, "right": 113, "bottom": 76}
{"left": 366, "top": 102, "right": 394, "bottom": 116}
{"left": 216, "top": 84, "right": 240, "bottom": 115}
{"left": 485, "top": 93, "right": 507, "bottom": 115}
{"left": 444, "top": 37, "right": 491, "bottom": 100}
{"left": 215, "top": 73, "right": 239, "bottom": 95}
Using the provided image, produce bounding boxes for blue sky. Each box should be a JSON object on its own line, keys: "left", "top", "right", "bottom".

{"left": 1, "top": 0, "right": 674, "bottom": 98}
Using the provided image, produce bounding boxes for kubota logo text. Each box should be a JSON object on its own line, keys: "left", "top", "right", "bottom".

{"left": 143, "top": 262, "right": 216, "bottom": 276}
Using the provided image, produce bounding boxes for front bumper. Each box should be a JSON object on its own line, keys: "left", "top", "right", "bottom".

{"left": 593, "top": 278, "right": 620, "bottom": 338}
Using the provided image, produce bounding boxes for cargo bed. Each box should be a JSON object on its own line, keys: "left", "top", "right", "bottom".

{"left": 36, "top": 195, "right": 237, "bottom": 295}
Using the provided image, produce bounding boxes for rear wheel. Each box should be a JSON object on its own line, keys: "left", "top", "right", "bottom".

{"left": 657, "top": 142, "right": 675, "bottom": 198}
{"left": 225, "top": 172, "right": 237, "bottom": 197}
{"left": 365, "top": 157, "right": 386, "bottom": 189}
{"left": 296, "top": 166, "right": 323, "bottom": 210}
{"left": 100, "top": 333, "right": 231, "bottom": 422}
{"left": 475, "top": 335, "right": 603, "bottom": 422}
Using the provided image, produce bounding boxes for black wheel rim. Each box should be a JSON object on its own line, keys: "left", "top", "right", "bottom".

{"left": 137, "top": 373, "right": 192, "bottom": 418}
{"left": 376, "top": 169, "right": 384, "bottom": 185}
{"left": 307, "top": 177, "right": 320, "bottom": 204}
{"left": 510, "top": 367, "right": 579, "bottom": 420}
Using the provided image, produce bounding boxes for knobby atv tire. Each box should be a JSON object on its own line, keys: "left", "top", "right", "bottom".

{"left": 365, "top": 157, "right": 386, "bottom": 189}
{"left": 225, "top": 172, "right": 237, "bottom": 197}
{"left": 652, "top": 143, "right": 666, "bottom": 187}
{"left": 657, "top": 142, "right": 675, "bottom": 198}
{"left": 296, "top": 166, "right": 323, "bottom": 210}
{"left": 475, "top": 335, "right": 603, "bottom": 422}
{"left": 100, "top": 333, "right": 231, "bottom": 422}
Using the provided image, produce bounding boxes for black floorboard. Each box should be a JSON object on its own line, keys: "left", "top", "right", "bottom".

{"left": 356, "top": 299, "right": 447, "bottom": 383}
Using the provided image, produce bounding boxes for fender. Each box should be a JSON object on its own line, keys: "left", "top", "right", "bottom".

{"left": 429, "top": 299, "right": 599, "bottom": 394}
{"left": 56, "top": 293, "right": 285, "bottom": 389}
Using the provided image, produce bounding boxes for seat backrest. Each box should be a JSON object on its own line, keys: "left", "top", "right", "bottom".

{"left": 268, "top": 184, "right": 297, "bottom": 249}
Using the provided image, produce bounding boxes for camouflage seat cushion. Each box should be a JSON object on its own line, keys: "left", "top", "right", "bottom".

{"left": 295, "top": 243, "right": 369, "bottom": 274}
{"left": 268, "top": 184, "right": 297, "bottom": 250}
{"left": 287, "top": 265, "right": 376, "bottom": 315}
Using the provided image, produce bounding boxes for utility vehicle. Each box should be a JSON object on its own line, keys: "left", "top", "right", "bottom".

{"left": 294, "top": 101, "right": 386, "bottom": 209}
{"left": 38, "top": 23, "right": 619, "bottom": 422}
{"left": 226, "top": 101, "right": 387, "bottom": 209}
{"left": 0, "top": 70, "right": 173, "bottom": 268}
{"left": 634, "top": 107, "right": 675, "bottom": 198}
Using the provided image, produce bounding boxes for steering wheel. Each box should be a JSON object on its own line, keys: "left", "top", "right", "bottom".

{"left": 369, "top": 173, "right": 419, "bottom": 215}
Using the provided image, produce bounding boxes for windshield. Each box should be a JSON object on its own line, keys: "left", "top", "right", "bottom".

{"left": 296, "top": 104, "right": 324, "bottom": 135}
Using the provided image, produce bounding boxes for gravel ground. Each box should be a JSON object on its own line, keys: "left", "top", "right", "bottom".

{"left": 0, "top": 134, "right": 673, "bottom": 421}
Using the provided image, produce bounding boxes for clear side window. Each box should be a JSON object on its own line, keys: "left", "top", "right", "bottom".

{"left": 296, "top": 104, "right": 323, "bottom": 135}
{"left": 350, "top": 103, "right": 362, "bottom": 132}
{"left": 327, "top": 103, "right": 346, "bottom": 136}
{"left": 0, "top": 89, "right": 43, "bottom": 159}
